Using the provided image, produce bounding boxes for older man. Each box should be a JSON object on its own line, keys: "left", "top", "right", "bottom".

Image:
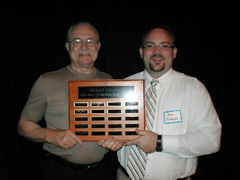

{"left": 99, "top": 25, "right": 222, "bottom": 180}
{"left": 18, "top": 22, "right": 112, "bottom": 180}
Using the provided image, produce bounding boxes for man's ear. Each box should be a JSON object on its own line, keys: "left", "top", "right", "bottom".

{"left": 139, "top": 47, "right": 143, "bottom": 59}
{"left": 97, "top": 41, "right": 101, "bottom": 51}
{"left": 173, "top": 47, "right": 177, "bottom": 59}
{"left": 65, "top": 42, "right": 70, "bottom": 52}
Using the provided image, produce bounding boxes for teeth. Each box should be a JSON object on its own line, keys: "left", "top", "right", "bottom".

{"left": 151, "top": 55, "right": 164, "bottom": 60}
{"left": 152, "top": 57, "right": 164, "bottom": 60}
{"left": 79, "top": 53, "right": 90, "bottom": 56}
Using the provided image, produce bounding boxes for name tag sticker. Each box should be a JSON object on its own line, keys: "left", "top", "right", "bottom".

{"left": 164, "top": 110, "right": 182, "bottom": 124}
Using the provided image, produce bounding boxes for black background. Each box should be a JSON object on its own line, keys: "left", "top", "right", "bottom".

{"left": 1, "top": 2, "right": 239, "bottom": 180}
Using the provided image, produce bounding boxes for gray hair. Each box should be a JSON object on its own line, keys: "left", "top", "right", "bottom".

{"left": 66, "top": 22, "right": 100, "bottom": 42}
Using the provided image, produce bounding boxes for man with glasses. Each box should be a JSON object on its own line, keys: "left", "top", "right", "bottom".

{"left": 18, "top": 22, "right": 112, "bottom": 180}
{"left": 99, "top": 25, "right": 222, "bottom": 180}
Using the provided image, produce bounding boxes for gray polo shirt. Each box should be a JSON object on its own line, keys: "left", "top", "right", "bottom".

{"left": 21, "top": 66, "right": 112, "bottom": 164}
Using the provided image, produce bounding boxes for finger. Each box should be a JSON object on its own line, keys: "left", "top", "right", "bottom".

{"left": 98, "top": 140, "right": 105, "bottom": 146}
{"left": 60, "top": 141, "right": 71, "bottom": 149}
{"left": 63, "top": 145, "right": 70, "bottom": 149}
{"left": 109, "top": 141, "right": 121, "bottom": 151}
{"left": 109, "top": 141, "right": 119, "bottom": 150}
{"left": 67, "top": 141, "right": 75, "bottom": 148}
{"left": 124, "top": 141, "right": 132, "bottom": 146}
{"left": 124, "top": 139, "right": 137, "bottom": 146}
{"left": 112, "top": 141, "right": 124, "bottom": 151}
{"left": 106, "top": 139, "right": 118, "bottom": 149}
{"left": 76, "top": 136, "right": 84, "bottom": 146}
{"left": 68, "top": 138, "right": 77, "bottom": 147}
{"left": 135, "top": 129, "right": 147, "bottom": 135}
{"left": 70, "top": 132, "right": 84, "bottom": 146}
{"left": 102, "top": 138, "right": 116, "bottom": 148}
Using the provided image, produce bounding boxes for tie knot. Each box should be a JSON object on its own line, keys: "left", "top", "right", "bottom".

{"left": 151, "top": 79, "right": 159, "bottom": 87}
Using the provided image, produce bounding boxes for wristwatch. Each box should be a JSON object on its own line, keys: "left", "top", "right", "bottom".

{"left": 156, "top": 135, "right": 163, "bottom": 152}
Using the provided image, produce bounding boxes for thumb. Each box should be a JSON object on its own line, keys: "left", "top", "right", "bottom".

{"left": 135, "top": 129, "right": 147, "bottom": 136}
{"left": 124, "top": 139, "right": 138, "bottom": 146}
{"left": 124, "top": 139, "right": 137, "bottom": 146}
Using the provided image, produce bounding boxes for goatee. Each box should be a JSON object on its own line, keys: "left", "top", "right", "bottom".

{"left": 149, "top": 62, "right": 165, "bottom": 72}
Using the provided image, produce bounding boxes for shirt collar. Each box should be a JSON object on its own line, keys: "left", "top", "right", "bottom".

{"left": 144, "top": 68, "right": 174, "bottom": 89}
{"left": 67, "top": 65, "right": 97, "bottom": 78}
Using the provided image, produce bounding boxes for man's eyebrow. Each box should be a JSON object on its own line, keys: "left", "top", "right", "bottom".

{"left": 144, "top": 41, "right": 154, "bottom": 44}
{"left": 72, "top": 37, "right": 96, "bottom": 40}
{"left": 145, "top": 41, "right": 171, "bottom": 44}
{"left": 160, "top": 41, "right": 171, "bottom": 44}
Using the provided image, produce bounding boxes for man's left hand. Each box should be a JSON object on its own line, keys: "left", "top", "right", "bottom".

{"left": 124, "top": 129, "right": 158, "bottom": 153}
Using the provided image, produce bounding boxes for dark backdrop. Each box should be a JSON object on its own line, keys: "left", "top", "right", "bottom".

{"left": 1, "top": 3, "right": 239, "bottom": 180}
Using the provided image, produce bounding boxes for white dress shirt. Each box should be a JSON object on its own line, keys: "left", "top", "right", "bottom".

{"left": 118, "top": 68, "right": 222, "bottom": 180}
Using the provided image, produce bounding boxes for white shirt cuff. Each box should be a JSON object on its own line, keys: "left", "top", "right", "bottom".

{"left": 162, "top": 135, "right": 180, "bottom": 155}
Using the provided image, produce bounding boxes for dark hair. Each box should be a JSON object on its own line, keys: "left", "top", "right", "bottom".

{"left": 141, "top": 24, "right": 176, "bottom": 47}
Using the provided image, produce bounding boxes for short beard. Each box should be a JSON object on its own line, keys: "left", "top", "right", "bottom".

{"left": 149, "top": 62, "right": 165, "bottom": 72}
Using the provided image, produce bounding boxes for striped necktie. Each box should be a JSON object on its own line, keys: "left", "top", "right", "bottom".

{"left": 126, "top": 79, "right": 159, "bottom": 180}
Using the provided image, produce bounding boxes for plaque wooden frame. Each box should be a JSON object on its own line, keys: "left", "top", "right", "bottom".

{"left": 69, "top": 79, "right": 145, "bottom": 142}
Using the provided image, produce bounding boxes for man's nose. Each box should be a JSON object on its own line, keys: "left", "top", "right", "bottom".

{"left": 153, "top": 45, "right": 162, "bottom": 53}
{"left": 80, "top": 42, "right": 88, "bottom": 50}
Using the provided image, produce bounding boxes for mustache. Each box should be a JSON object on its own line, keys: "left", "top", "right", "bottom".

{"left": 150, "top": 54, "right": 165, "bottom": 60}
{"left": 78, "top": 51, "right": 91, "bottom": 56}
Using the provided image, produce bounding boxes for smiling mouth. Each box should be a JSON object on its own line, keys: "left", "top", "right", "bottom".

{"left": 151, "top": 54, "right": 165, "bottom": 61}
{"left": 78, "top": 52, "right": 91, "bottom": 56}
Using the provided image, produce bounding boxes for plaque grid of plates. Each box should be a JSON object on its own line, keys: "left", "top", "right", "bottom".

{"left": 69, "top": 80, "right": 145, "bottom": 141}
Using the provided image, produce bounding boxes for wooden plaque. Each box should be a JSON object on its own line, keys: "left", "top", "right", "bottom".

{"left": 69, "top": 79, "right": 145, "bottom": 142}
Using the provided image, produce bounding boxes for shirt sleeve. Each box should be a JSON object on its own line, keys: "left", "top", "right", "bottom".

{"left": 163, "top": 81, "right": 222, "bottom": 158}
{"left": 20, "top": 76, "right": 47, "bottom": 122}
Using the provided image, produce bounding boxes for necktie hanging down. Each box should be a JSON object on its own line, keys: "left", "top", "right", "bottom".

{"left": 127, "top": 79, "right": 159, "bottom": 180}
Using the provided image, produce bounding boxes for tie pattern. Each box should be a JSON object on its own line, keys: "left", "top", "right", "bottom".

{"left": 145, "top": 79, "right": 158, "bottom": 130}
{"left": 126, "top": 79, "right": 159, "bottom": 180}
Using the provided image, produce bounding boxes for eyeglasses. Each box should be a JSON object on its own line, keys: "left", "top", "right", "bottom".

{"left": 143, "top": 42, "right": 175, "bottom": 50}
{"left": 68, "top": 38, "right": 99, "bottom": 48}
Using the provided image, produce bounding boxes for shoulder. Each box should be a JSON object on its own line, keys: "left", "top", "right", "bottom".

{"left": 36, "top": 67, "right": 71, "bottom": 89}
{"left": 125, "top": 71, "right": 145, "bottom": 79}
{"left": 96, "top": 69, "right": 113, "bottom": 79}
{"left": 172, "top": 70, "right": 207, "bottom": 97}
{"left": 41, "top": 67, "right": 69, "bottom": 79}
{"left": 173, "top": 70, "right": 203, "bottom": 87}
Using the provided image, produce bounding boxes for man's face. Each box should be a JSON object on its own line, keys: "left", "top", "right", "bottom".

{"left": 66, "top": 25, "right": 101, "bottom": 71}
{"left": 139, "top": 28, "right": 177, "bottom": 77}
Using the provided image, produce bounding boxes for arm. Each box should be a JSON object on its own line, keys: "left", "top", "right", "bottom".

{"left": 125, "top": 81, "right": 222, "bottom": 157}
{"left": 18, "top": 118, "right": 83, "bottom": 149}
{"left": 19, "top": 76, "right": 83, "bottom": 149}
{"left": 162, "top": 83, "right": 222, "bottom": 158}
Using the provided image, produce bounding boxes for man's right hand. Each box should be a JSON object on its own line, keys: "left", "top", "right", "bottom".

{"left": 18, "top": 118, "right": 83, "bottom": 149}
{"left": 46, "top": 129, "right": 83, "bottom": 149}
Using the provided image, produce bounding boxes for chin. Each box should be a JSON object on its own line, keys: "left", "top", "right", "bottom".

{"left": 150, "top": 64, "right": 165, "bottom": 72}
